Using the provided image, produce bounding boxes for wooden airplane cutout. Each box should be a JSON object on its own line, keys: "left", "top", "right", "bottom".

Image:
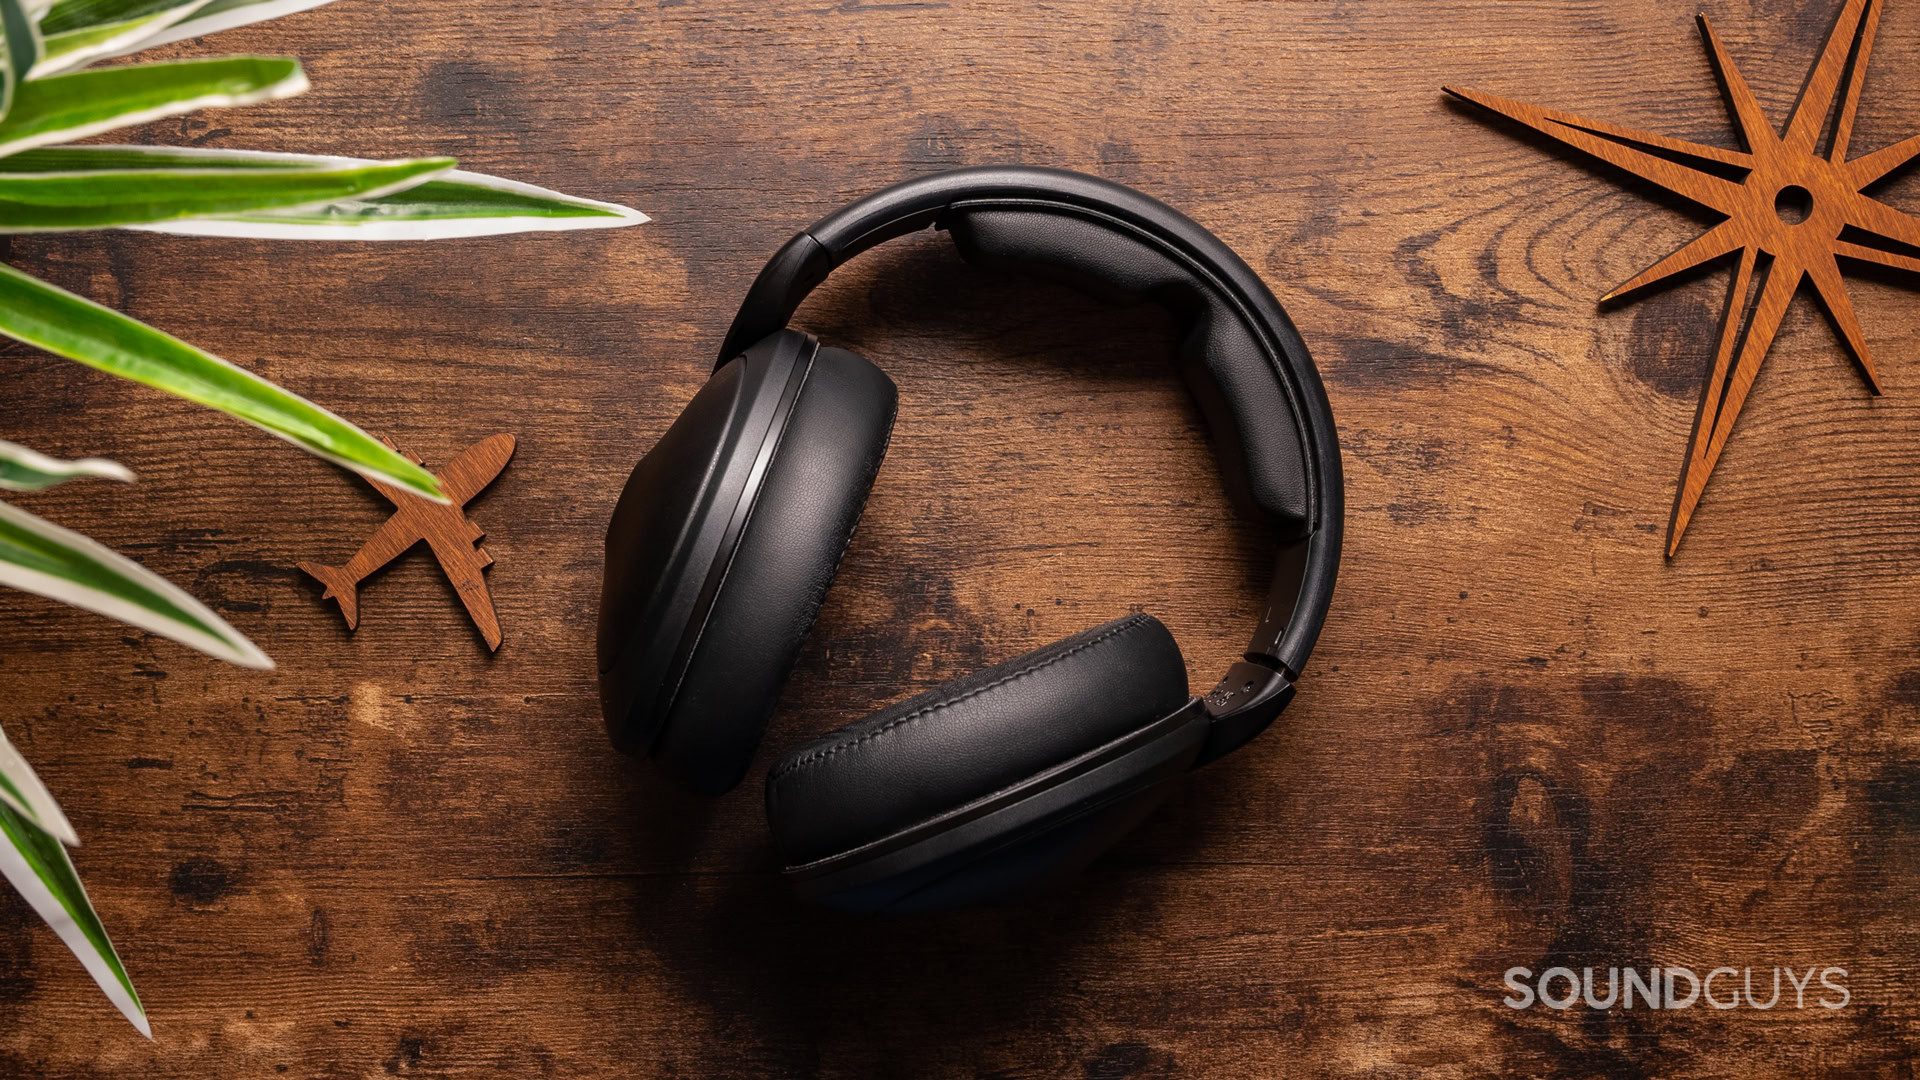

{"left": 299, "top": 433, "right": 516, "bottom": 651}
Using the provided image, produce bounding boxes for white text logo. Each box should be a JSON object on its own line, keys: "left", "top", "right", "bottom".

{"left": 1501, "top": 966, "right": 1849, "bottom": 1010}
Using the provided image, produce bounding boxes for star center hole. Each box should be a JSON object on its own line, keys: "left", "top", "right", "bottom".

{"left": 1774, "top": 184, "right": 1815, "bottom": 225}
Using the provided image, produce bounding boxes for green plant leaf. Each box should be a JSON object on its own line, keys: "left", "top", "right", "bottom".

{"left": 0, "top": 148, "right": 452, "bottom": 230}
{"left": 101, "top": 0, "right": 339, "bottom": 55}
{"left": 0, "top": 0, "right": 36, "bottom": 82}
{"left": 0, "top": 800, "right": 146, "bottom": 1035}
{"left": 0, "top": 721, "right": 77, "bottom": 845}
{"left": 0, "top": 0, "right": 45, "bottom": 119}
{"left": 0, "top": 437, "right": 131, "bottom": 490}
{"left": 1, "top": 146, "right": 647, "bottom": 237}
{"left": 33, "top": 0, "right": 214, "bottom": 78}
{"left": 39, "top": 0, "right": 200, "bottom": 34}
{"left": 120, "top": 153, "right": 648, "bottom": 239}
{"left": 0, "top": 497, "right": 271, "bottom": 666}
{"left": 0, "top": 261, "right": 445, "bottom": 501}
{"left": 0, "top": 55, "right": 306, "bottom": 161}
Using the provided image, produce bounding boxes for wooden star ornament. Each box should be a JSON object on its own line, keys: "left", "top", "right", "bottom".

{"left": 1446, "top": 0, "right": 1920, "bottom": 555}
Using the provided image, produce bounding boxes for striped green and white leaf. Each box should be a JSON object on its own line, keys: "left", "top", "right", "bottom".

{"left": 0, "top": 800, "right": 145, "bottom": 1036}
{"left": 0, "top": 55, "right": 306, "bottom": 160}
{"left": 0, "top": 497, "right": 270, "bottom": 666}
{"left": 33, "top": 0, "right": 215, "bottom": 78}
{"left": 95, "top": 0, "right": 340, "bottom": 58}
{"left": 37, "top": 0, "right": 207, "bottom": 41}
{"left": 0, "top": 146, "right": 453, "bottom": 230}
{"left": 0, "top": 261, "right": 445, "bottom": 500}
{"left": 99, "top": 149, "right": 650, "bottom": 238}
{"left": 0, "top": 438, "right": 130, "bottom": 490}
{"left": 0, "top": 722, "right": 77, "bottom": 845}
{"left": 0, "top": 0, "right": 46, "bottom": 119}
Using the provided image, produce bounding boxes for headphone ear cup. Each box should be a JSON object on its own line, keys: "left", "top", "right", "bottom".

{"left": 647, "top": 341, "right": 897, "bottom": 795}
{"left": 765, "top": 614, "right": 1206, "bottom": 912}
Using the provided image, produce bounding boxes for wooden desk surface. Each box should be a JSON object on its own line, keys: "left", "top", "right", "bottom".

{"left": 1, "top": 1, "right": 1916, "bottom": 1076}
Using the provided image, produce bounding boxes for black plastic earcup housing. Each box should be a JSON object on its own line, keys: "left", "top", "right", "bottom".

{"left": 597, "top": 330, "right": 897, "bottom": 794}
{"left": 652, "top": 343, "right": 896, "bottom": 794}
{"left": 949, "top": 208, "right": 1310, "bottom": 536}
{"left": 598, "top": 331, "right": 813, "bottom": 754}
{"left": 766, "top": 615, "right": 1206, "bottom": 912}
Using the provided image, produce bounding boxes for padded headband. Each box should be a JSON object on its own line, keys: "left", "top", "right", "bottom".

{"left": 717, "top": 167, "right": 1343, "bottom": 761}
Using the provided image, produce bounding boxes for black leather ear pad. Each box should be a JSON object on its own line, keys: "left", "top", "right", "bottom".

{"left": 766, "top": 614, "right": 1191, "bottom": 869}
{"left": 649, "top": 344, "right": 897, "bottom": 796}
{"left": 948, "top": 208, "right": 1310, "bottom": 536}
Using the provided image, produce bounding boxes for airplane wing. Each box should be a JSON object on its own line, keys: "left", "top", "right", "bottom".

{"left": 436, "top": 433, "right": 517, "bottom": 507}
{"left": 426, "top": 535, "right": 502, "bottom": 650}
{"left": 361, "top": 434, "right": 513, "bottom": 510}
{"left": 344, "top": 507, "right": 426, "bottom": 577}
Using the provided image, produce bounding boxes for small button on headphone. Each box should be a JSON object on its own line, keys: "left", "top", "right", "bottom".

{"left": 597, "top": 166, "right": 1344, "bottom": 913}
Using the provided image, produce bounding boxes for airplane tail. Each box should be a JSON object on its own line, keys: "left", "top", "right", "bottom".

{"left": 298, "top": 562, "right": 359, "bottom": 629}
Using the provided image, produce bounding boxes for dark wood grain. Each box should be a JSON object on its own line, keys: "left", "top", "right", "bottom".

{"left": 0, "top": 0, "right": 1917, "bottom": 1076}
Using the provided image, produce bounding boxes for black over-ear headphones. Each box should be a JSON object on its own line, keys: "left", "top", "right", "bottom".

{"left": 597, "top": 166, "right": 1344, "bottom": 913}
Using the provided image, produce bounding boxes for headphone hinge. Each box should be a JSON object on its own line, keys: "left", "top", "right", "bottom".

{"left": 1193, "top": 657, "right": 1295, "bottom": 768}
